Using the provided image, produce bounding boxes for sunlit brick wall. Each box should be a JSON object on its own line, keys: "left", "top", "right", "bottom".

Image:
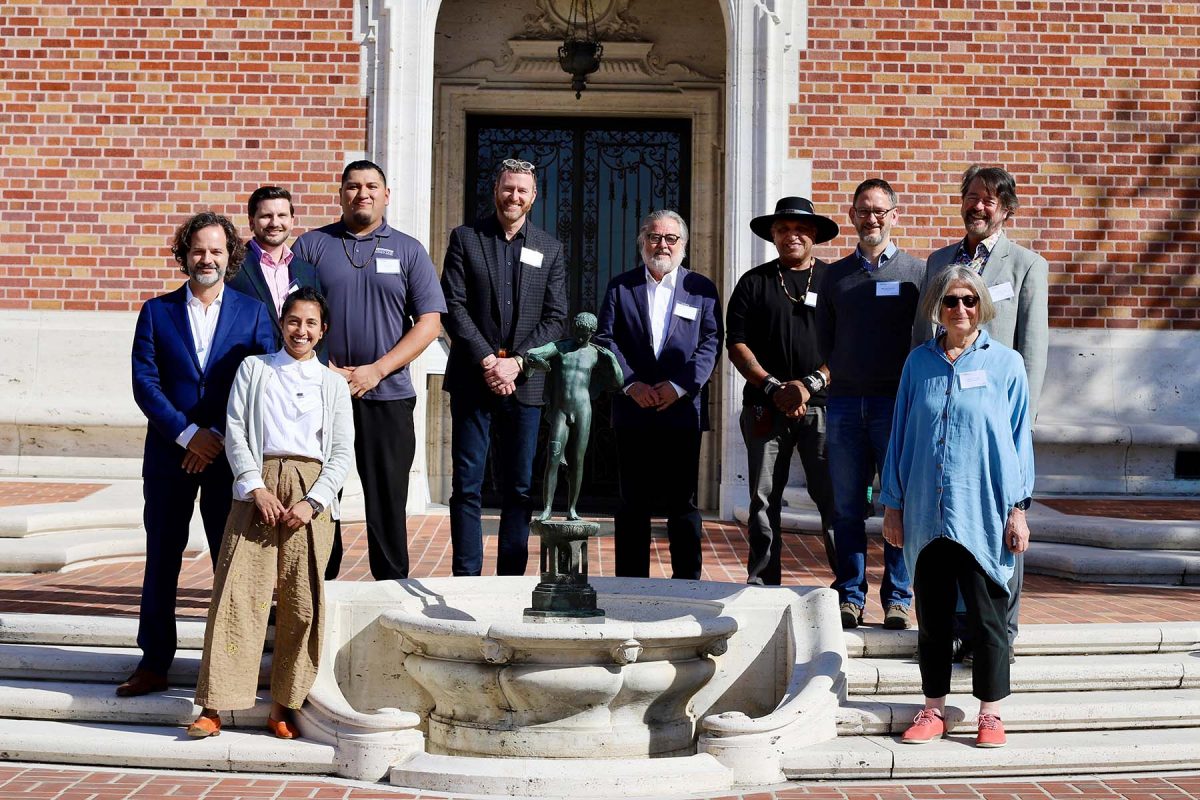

{"left": 798, "top": 1, "right": 1199, "bottom": 330}
{"left": 0, "top": 1, "right": 364, "bottom": 311}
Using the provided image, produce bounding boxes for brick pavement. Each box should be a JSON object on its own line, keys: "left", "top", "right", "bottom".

{"left": 1, "top": 765, "right": 1199, "bottom": 800}
{"left": 0, "top": 481, "right": 106, "bottom": 508}
{"left": 0, "top": 512, "right": 1196, "bottom": 625}
{"left": 1039, "top": 499, "right": 1200, "bottom": 522}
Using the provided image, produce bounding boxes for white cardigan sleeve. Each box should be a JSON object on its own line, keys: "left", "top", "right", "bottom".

{"left": 225, "top": 357, "right": 266, "bottom": 499}
{"left": 306, "top": 373, "right": 355, "bottom": 510}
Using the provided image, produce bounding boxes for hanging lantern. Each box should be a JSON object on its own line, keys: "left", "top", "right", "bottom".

{"left": 557, "top": 0, "right": 603, "bottom": 99}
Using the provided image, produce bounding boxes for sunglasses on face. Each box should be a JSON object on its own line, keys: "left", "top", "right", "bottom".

{"left": 942, "top": 294, "right": 980, "bottom": 309}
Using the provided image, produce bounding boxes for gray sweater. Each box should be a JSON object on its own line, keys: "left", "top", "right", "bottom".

{"left": 816, "top": 247, "right": 928, "bottom": 397}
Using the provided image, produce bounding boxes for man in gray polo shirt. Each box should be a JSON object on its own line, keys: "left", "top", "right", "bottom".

{"left": 294, "top": 160, "right": 446, "bottom": 580}
{"left": 817, "top": 178, "right": 926, "bottom": 630}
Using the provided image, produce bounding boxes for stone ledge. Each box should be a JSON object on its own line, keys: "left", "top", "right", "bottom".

{"left": 0, "top": 643, "right": 270, "bottom": 687}
{"left": 1026, "top": 541, "right": 1200, "bottom": 585}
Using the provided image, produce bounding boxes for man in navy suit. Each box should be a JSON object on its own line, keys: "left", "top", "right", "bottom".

{"left": 119, "top": 211, "right": 274, "bottom": 697}
{"left": 441, "top": 158, "right": 568, "bottom": 576}
{"left": 595, "top": 210, "right": 723, "bottom": 580}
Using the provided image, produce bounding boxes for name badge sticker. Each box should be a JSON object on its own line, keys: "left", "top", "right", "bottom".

{"left": 876, "top": 281, "right": 900, "bottom": 297}
{"left": 287, "top": 280, "right": 300, "bottom": 295}
{"left": 375, "top": 258, "right": 401, "bottom": 275}
{"left": 804, "top": 291, "right": 818, "bottom": 308}
{"left": 959, "top": 370, "right": 988, "bottom": 390}
{"left": 673, "top": 303, "right": 699, "bottom": 321}
{"left": 520, "top": 248, "right": 544, "bottom": 268}
{"left": 989, "top": 281, "right": 1015, "bottom": 302}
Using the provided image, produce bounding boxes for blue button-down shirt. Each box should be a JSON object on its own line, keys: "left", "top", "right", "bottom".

{"left": 880, "top": 329, "right": 1035, "bottom": 592}
{"left": 856, "top": 240, "right": 898, "bottom": 274}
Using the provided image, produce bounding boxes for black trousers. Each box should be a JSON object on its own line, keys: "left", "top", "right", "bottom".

{"left": 614, "top": 426, "right": 703, "bottom": 580}
{"left": 352, "top": 396, "right": 417, "bottom": 580}
{"left": 914, "top": 538, "right": 1010, "bottom": 703}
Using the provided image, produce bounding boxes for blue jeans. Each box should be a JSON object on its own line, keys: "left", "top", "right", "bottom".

{"left": 827, "top": 395, "right": 911, "bottom": 609}
{"left": 449, "top": 393, "right": 541, "bottom": 576}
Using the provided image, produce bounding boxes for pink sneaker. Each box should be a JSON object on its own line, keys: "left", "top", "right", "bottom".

{"left": 901, "top": 708, "right": 945, "bottom": 743}
{"left": 976, "top": 712, "right": 1006, "bottom": 747}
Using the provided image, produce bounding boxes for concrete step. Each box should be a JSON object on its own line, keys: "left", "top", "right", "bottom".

{"left": 0, "top": 528, "right": 185, "bottom": 573}
{"left": 1026, "top": 540, "right": 1200, "bottom": 585}
{"left": 0, "top": 481, "right": 143, "bottom": 537}
{"left": 0, "top": 678, "right": 271, "bottom": 727}
{"left": 0, "top": 613, "right": 210, "bottom": 649}
{"left": 844, "top": 621, "right": 1200, "bottom": 658}
{"left": 781, "top": 726, "right": 1200, "bottom": 779}
{"left": 1029, "top": 504, "right": 1200, "bottom": 551}
{"left": 838, "top": 687, "right": 1200, "bottom": 735}
{"left": 0, "top": 642, "right": 270, "bottom": 686}
{"left": 0, "top": 717, "right": 333, "bottom": 774}
{"left": 846, "top": 652, "right": 1200, "bottom": 696}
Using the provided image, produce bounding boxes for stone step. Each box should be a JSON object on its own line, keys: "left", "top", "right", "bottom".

{"left": 844, "top": 621, "right": 1200, "bottom": 658}
{"left": 0, "top": 612, "right": 276, "bottom": 651}
{"left": 846, "top": 652, "right": 1200, "bottom": 696}
{"left": 0, "top": 678, "right": 271, "bottom": 727}
{"left": 1029, "top": 508, "right": 1200, "bottom": 551}
{"left": 0, "top": 481, "right": 143, "bottom": 537}
{"left": 0, "top": 526, "right": 210, "bottom": 573}
{"left": 0, "top": 642, "right": 270, "bottom": 687}
{"left": 0, "top": 717, "right": 333, "bottom": 774}
{"left": 1026, "top": 540, "right": 1200, "bottom": 585}
{"left": 838, "top": 687, "right": 1200, "bottom": 735}
{"left": 781, "top": 726, "right": 1200, "bottom": 779}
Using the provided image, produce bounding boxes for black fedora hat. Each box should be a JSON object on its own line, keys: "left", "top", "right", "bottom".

{"left": 750, "top": 196, "right": 840, "bottom": 244}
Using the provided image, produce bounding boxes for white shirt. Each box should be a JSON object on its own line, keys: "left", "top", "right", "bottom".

{"left": 627, "top": 266, "right": 684, "bottom": 399}
{"left": 233, "top": 350, "right": 327, "bottom": 502}
{"left": 174, "top": 284, "right": 225, "bottom": 449}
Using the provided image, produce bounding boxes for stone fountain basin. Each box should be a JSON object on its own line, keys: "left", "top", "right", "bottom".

{"left": 299, "top": 577, "right": 846, "bottom": 796}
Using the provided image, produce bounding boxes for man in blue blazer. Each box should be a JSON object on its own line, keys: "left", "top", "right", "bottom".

{"left": 119, "top": 211, "right": 274, "bottom": 698}
{"left": 596, "top": 210, "right": 723, "bottom": 580}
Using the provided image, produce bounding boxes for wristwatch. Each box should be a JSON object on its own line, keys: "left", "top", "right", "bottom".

{"left": 304, "top": 497, "right": 325, "bottom": 516}
{"left": 1013, "top": 497, "right": 1032, "bottom": 511}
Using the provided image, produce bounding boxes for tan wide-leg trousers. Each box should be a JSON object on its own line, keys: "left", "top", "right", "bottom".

{"left": 194, "top": 455, "right": 333, "bottom": 711}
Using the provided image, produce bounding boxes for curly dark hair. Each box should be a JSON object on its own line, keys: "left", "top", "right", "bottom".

{"left": 170, "top": 211, "right": 246, "bottom": 280}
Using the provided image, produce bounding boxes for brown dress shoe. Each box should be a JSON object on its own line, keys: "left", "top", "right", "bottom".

{"left": 115, "top": 668, "right": 168, "bottom": 697}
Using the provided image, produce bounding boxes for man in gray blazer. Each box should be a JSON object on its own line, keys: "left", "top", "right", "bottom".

{"left": 441, "top": 158, "right": 569, "bottom": 577}
{"left": 913, "top": 164, "right": 1049, "bottom": 659}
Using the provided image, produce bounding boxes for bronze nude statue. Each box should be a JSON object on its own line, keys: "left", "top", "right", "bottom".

{"left": 523, "top": 311, "right": 624, "bottom": 521}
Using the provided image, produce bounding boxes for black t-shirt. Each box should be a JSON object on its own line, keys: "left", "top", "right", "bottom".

{"left": 726, "top": 258, "right": 827, "bottom": 406}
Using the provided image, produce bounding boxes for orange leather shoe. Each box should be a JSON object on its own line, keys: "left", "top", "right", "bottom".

{"left": 267, "top": 715, "right": 298, "bottom": 740}
{"left": 187, "top": 714, "right": 221, "bottom": 738}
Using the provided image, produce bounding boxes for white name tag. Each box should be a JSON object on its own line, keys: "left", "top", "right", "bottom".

{"left": 876, "top": 281, "right": 900, "bottom": 297}
{"left": 520, "top": 248, "right": 544, "bottom": 268}
{"left": 804, "top": 291, "right": 818, "bottom": 308}
{"left": 989, "top": 281, "right": 1015, "bottom": 302}
{"left": 673, "top": 303, "right": 698, "bottom": 321}
{"left": 959, "top": 370, "right": 988, "bottom": 389}
{"left": 375, "top": 258, "right": 401, "bottom": 275}
{"left": 287, "top": 280, "right": 300, "bottom": 295}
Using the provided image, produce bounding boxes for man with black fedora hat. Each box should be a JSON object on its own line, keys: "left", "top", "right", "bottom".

{"left": 817, "top": 178, "right": 925, "bottom": 630}
{"left": 727, "top": 196, "right": 839, "bottom": 585}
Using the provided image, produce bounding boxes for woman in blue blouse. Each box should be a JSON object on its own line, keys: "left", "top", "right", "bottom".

{"left": 880, "top": 265, "right": 1034, "bottom": 749}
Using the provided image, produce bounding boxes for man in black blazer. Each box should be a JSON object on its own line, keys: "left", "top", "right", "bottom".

{"left": 227, "top": 186, "right": 322, "bottom": 349}
{"left": 441, "top": 158, "right": 569, "bottom": 576}
{"left": 226, "top": 185, "right": 342, "bottom": 577}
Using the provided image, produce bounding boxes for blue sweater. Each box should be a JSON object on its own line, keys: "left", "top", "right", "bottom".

{"left": 880, "top": 329, "right": 1035, "bottom": 592}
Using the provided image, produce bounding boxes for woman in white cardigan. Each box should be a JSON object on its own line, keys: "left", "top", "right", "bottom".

{"left": 189, "top": 287, "right": 354, "bottom": 740}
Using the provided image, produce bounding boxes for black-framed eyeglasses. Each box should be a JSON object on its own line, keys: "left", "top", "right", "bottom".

{"left": 500, "top": 158, "right": 536, "bottom": 174}
{"left": 646, "top": 233, "right": 682, "bottom": 246}
{"left": 852, "top": 207, "right": 896, "bottom": 220}
{"left": 941, "top": 294, "right": 980, "bottom": 309}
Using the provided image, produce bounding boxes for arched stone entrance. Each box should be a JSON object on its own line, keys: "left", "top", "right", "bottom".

{"left": 356, "top": 0, "right": 812, "bottom": 518}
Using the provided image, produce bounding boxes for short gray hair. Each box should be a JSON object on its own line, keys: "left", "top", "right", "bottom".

{"left": 636, "top": 209, "right": 689, "bottom": 249}
{"left": 919, "top": 265, "right": 997, "bottom": 326}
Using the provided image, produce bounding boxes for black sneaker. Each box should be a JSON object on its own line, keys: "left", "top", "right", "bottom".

{"left": 840, "top": 602, "right": 864, "bottom": 629}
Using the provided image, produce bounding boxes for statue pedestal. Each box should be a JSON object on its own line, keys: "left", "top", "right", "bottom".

{"left": 524, "top": 519, "right": 605, "bottom": 620}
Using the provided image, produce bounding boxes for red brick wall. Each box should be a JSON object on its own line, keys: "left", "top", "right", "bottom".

{"left": 798, "top": 1, "right": 1199, "bottom": 330}
{"left": 0, "top": 1, "right": 364, "bottom": 311}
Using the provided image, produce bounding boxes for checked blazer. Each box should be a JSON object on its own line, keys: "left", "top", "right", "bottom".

{"left": 441, "top": 215, "right": 568, "bottom": 405}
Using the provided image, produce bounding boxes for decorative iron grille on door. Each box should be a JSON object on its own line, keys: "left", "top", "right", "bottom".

{"left": 465, "top": 115, "right": 691, "bottom": 510}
